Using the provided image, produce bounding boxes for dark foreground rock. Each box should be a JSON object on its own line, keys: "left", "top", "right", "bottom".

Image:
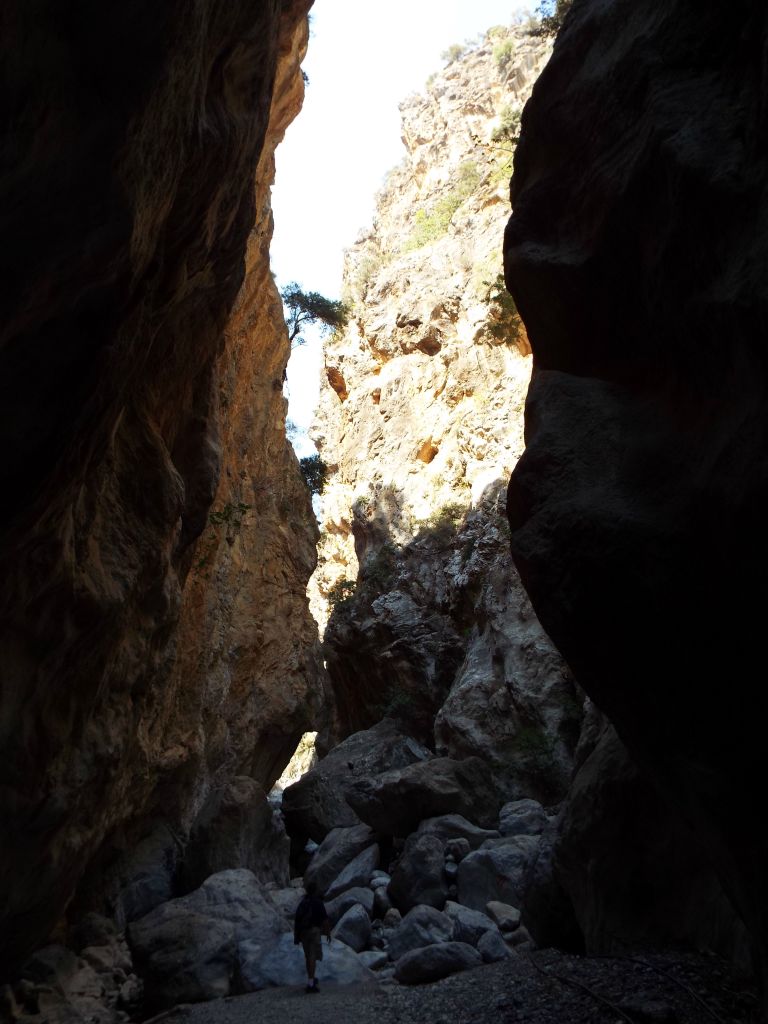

{"left": 505, "top": 0, "right": 768, "bottom": 997}
{"left": 394, "top": 941, "right": 482, "bottom": 984}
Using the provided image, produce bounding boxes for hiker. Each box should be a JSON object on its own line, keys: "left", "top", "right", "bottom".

{"left": 293, "top": 881, "right": 331, "bottom": 993}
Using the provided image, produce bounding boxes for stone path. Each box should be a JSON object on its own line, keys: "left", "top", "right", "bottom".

{"left": 150, "top": 948, "right": 759, "bottom": 1024}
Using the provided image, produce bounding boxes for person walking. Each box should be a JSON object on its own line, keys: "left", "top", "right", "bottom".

{"left": 293, "top": 881, "right": 331, "bottom": 993}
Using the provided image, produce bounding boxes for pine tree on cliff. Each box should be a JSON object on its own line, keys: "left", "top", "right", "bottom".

{"left": 281, "top": 283, "right": 348, "bottom": 347}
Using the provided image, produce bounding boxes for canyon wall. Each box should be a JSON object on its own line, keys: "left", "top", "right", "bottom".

{"left": 0, "top": 0, "right": 320, "bottom": 973}
{"left": 310, "top": 27, "right": 581, "bottom": 804}
{"left": 506, "top": 0, "right": 768, "bottom": 993}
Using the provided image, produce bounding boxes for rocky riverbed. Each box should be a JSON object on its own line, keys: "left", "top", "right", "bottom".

{"left": 150, "top": 948, "right": 758, "bottom": 1024}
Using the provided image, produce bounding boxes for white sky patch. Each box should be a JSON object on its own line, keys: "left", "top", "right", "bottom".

{"left": 273, "top": 0, "right": 532, "bottom": 448}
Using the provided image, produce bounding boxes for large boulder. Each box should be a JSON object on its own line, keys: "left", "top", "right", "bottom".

{"left": 181, "top": 778, "right": 289, "bottom": 892}
{"left": 282, "top": 720, "right": 432, "bottom": 842}
{"left": 304, "top": 824, "right": 376, "bottom": 896}
{"left": 394, "top": 942, "right": 481, "bottom": 985}
{"left": 127, "top": 870, "right": 287, "bottom": 1010}
{"left": 388, "top": 834, "right": 447, "bottom": 913}
{"left": 442, "top": 901, "right": 498, "bottom": 947}
{"left": 325, "top": 886, "right": 374, "bottom": 925}
{"left": 240, "top": 934, "right": 375, "bottom": 990}
{"left": 498, "top": 799, "right": 548, "bottom": 838}
{"left": 457, "top": 837, "right": 539, "bottom": 913}
{"left": 416, "top": 814, "right": 500, "bottom": 850}
{"left": 505, "top": 0, "right": 768, "bottom": 997}
{"left": 387, "top": 905, "right": 454, "bottom": 961}
{"left": 332, "top": 904, "right": 372, "bottom": 953}
{"left": 477, "top": 929, "right": 513, "bottom": 964}
{"left": 325, "top": 844, "right": 380, "bottom": 900}
{"left": 347, "top": 756, "right": 501, "bottom": 836}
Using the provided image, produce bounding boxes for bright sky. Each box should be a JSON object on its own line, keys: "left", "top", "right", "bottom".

{"left": 273, "top": 0, "right": 531, "bottom": 452}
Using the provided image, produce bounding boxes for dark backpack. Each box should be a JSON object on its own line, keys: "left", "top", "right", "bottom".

{"left": 295, "top": 894, "right": 327, "bottom": 931}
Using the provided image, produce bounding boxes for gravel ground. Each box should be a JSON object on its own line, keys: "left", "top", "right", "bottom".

{"left": 149, "top": 948, "right": 759, "bottom": 1024}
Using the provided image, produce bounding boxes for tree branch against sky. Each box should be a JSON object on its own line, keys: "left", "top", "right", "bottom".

{"left": 281, "top": 283, "right": 348, "bottom": 347}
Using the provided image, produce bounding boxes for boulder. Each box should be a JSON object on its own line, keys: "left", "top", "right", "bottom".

{"left": 333, "top": 904, "right": 372, "bottom": 953}
{"left": 442, "top": 901, "right": 498, "bottom": 947}
{"left": 181, "top": 778, "right": 289, "bottom": 891}
{"left": 457, "top": 837, "right": 539, "bottom": 913}
{"left": 266, "top": 888, "right": 303, "bottom": 921}
{"left": 127, "top": 869, "right": 287, "bottom": 1010}
{"left": 445, "top": 838, "right": 471, "bottom": 862}
{"left": 383, "top": 908, "right": 402, "bottom": 929}
{"left": 486, "top": 901, "right": 521, "bottom": 933}
{"left": 347, "top": 757, "right": 501, "bottom": 836}
{"left": 283, "top": 720, "right": 432, "bottom": 842}
{"left": 387, "top": 905, "right": 454, "bottom": 961}
{"left": 325, "top": 887, "right": 374, "bottom": 925}
{"left": 498, "top": 799, "right": 548, "bottom": 838}
{"left": 417, "top": 814, "right": 500, "bottom": 850}
{"left": 394, "top": 942, "right": 482, "bottom": 984}
{"left": 304, "top": 824, "right": 376, "bottom": 896}
{"left": 358, "top": 950, "right": 389, "bottom": 971}
{"left": 477, "top": 929, "right": 513, "bottom": 963}
{"left": 389, "top": 834, "right": 447, "bottom": 913}
{"left": 240, "top": 934, "right": 375, "bottom": 990}
{"left": 373, "top": 886, "right": 392, "bottom": 919}
{"left": 325, "top": 844, "right": 380, "bottom": 900}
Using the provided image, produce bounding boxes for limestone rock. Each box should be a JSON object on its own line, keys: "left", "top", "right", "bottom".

{"left": 417, "top": 814, "right": 500, "bottom": 850}
{"left": 550, "top": 728, "right": 749, "bottom": 961}
{"left": 347, "top": 756, "right": 501, "bottom": 836}
{"left": 181, "top": 778, "right": 289, "bottom": 892}
{"left": 387, "top": 905, "right": 454, "bottom": 962}
{"left": 358, "top": 950, "right": 389, "bottom": 971}
{"left": 498, "top": 799, "right": 548, "bottom": 838}
{"left": 0, "top": 0, "right": 321, "bottom": 971}
{"left": 324, "top": 887, "right": 374, "bottom": 926}
{"left": 325, "top": 844, "right": 380, "bottom": 900}
{"left": 388, "top": 835, "right": 448, "bottom": 914}
{"left": 304, "top": 824, "right": 376, "bottom": 896}
{"left": 127, "top": 870, "right": 287, "bottom": 1010}
{"left": 333, "top": 904, "right": 372, "bottom": 953}
{"left": 307, "top": 25, "right": 577, "bottom": 806}
{"left": 266, "top": 888, "right": 304, "bottom": 922}
{"left": 477, "top": 929, "right": 513, "bottom": 964}
{"left": 505, "top": 0, "right": 768, "bottom": 993}
{"left": 457, "top": 837, "right": 539, "bottom": 913}
{"left": 394, "top": 942, "right": 482, "bottom": 985}
{"left": 442, "top": 902, "right": 498, "bottom": 947}
{"left": 283, "top": 719, "right": 432, "bottom": 842}
{"left": 240, "top": 934, "right": 375, "bottom": 991}
{"left": 486, "top": 901, "right": 521, "bottom": 933}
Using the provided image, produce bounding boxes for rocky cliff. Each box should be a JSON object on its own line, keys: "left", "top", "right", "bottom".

{"left": 506, "top": 0, "right": 768, "bottom": 999}
{"left": 0, "top": 0, "right": 320, "bottom": 973}
{"left": 310, "top": 26, "right": 580, "bottom": 804}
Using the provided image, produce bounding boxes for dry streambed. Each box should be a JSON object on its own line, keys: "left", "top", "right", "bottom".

{"left": 156, "top": 948, "right": 758, "bottom": 1024}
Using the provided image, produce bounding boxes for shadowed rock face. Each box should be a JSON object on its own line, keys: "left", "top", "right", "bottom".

{"left": 505, "top": 0, "right": 768, "bottom": 993}
{"left": 0, "top": 0, "right": 317, "bottom": 973}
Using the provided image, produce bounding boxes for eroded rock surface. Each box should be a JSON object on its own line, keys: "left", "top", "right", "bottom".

{"left": 0, "top": 0, "right": 320, "bottom": 970}
{"left": 505, "top": 0, "right": 767, "bottom": 993}
{"left": 309, "top": 23, "right": 579, "bottom": 805}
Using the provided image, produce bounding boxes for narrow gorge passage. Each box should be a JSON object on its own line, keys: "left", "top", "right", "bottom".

{"left": 0, "top": 2, "right": 764, "bottom": 1024}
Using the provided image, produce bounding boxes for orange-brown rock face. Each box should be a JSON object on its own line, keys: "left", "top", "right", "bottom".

{"left": 0, "top": 0, "right": 319, "bottom": 972}
{"left": 505, "top": 0, "right": 768, "bottom": 998}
